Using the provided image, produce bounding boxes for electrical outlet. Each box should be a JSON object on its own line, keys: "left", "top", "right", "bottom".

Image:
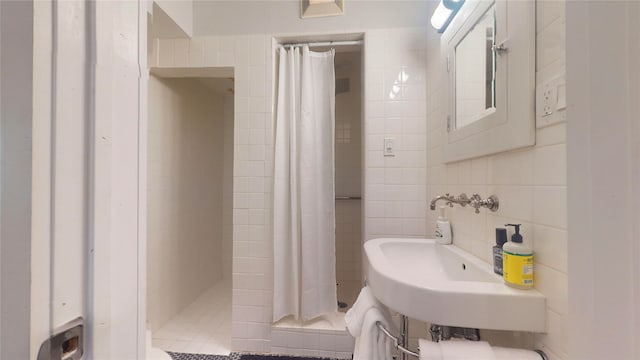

{"left": 536, "top": 74, "right": 567, "bottom": 128}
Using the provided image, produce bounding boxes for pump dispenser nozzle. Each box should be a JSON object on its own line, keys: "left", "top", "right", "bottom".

{"left": 505, "top": 224, "right": 522, "bottom": 243}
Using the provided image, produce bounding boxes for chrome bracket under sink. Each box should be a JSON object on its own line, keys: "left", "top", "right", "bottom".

{"left": 430, "top": 324, "right": 480, "bottom": 342}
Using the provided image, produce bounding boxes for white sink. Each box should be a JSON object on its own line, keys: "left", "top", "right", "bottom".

{"left": 365, "top": 238, "right": 546, "bottom": 332}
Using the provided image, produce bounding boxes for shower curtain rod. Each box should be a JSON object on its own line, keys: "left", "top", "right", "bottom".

{"left": 281, "top": 40, "right": 363, "bottom": 48}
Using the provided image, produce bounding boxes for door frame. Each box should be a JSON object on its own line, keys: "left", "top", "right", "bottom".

{"left": 29, "top": 1, "right": 150, "bottom": 359}
{"left": 1, "top": 0, "right": 34, "bottom": 358}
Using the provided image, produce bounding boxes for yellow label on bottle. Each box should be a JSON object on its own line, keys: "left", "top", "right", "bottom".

{"left": 503, "top": 251, "right": 534, "bottom": 287}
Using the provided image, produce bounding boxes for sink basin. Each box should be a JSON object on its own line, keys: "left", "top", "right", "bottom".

{"left": 365, "top": 238, "right": 546, "bottom": 332}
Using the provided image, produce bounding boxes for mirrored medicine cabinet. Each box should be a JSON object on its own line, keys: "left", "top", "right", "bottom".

{"left": 441, "top": 0, "right": 535, "bottom": 162}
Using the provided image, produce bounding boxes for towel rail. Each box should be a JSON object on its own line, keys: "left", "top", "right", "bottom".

{"left": 375, "top": 321, "right": 420, "bottom": 358}
{"left": 335, "top": 196, "right": 361, "bottom": 200}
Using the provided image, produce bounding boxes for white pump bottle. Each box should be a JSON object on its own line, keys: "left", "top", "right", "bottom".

{"left": 435, "top": 205, "right": 452, "bottom": 245}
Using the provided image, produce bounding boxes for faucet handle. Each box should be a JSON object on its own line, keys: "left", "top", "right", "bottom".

{"left": 469, "top": 193, "right": 483, "bottom": 213}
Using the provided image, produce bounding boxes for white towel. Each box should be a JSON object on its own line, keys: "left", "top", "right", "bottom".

{"left": 419, "top": 339, "right": 494, "bottom": 360}
{"left": 345, "top": 286, "right": 383, "bottom": 337}
{"left": 493, "top": 347, "right": 543, "bottom": 360}
{"left": 353, "top": 307, "right": 393, "bottom": 360}
{"left": 418, "top": 339, "right": 443, "bottom": 360}
{"left": 346, "top": 287, "right": 394, "bottom": 360}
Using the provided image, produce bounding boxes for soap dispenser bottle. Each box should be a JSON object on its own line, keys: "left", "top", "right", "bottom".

{"left": 493, "top": 228, "right": 508, "bottom": 275}
{"left": 435, "top": 205, "right": 452, "bottom": 245}
{"left": 502, "top": 224, "right": 534, "bottom": 289}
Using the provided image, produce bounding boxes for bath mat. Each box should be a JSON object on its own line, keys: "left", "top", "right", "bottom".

{"left": 240, "top": 355, "right": 337, "bottom": 360}
{"left": 166, "top": 352, "right": 240, "bottom": 360}
{"left": 167, "top": 352, "right": 341, "bottom": 360}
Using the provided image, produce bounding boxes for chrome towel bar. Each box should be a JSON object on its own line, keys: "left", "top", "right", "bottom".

{"left": 335, "top": 196, "right": 361, "bottom": 200}
{"left": 375, "top": 321, "right": 548, "bottom": 360}
{"left": 375, "top": 321, "right": 419, "bottom": 358}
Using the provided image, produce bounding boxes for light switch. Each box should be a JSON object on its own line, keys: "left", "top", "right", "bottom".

{"left": 384, "top": 137, "right": 395, "bottom": 157}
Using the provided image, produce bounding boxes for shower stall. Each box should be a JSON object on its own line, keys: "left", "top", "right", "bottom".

{"left": 271, "top": 42, "right": 363, "bottom": 328}
{"left": 146, "top": 74, "right": 234, "bottom": 355}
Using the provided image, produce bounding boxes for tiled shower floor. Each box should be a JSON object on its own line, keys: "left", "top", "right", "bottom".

{"left": 153, "top": 280, "right": 232, "bottom": 355}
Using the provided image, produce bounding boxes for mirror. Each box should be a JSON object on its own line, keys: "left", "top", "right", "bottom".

{"left": 454, "top": 5, "right": 495, "bottom": 129}
{"left": 443, "top": 0, "right": 535, "bottom": 163}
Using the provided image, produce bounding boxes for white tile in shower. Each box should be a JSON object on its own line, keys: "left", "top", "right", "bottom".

{"left": 152, "top": 281, "right": 232, "bottom": 355}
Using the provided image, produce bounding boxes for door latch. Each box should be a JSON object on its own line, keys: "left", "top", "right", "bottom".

{"left": 37, "top": 317, "right": 84, "bottom": 360}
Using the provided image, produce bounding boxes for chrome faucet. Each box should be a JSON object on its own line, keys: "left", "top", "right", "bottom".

{"left": 430, "top": 193, "right": 499, "bottom": 213}
{"left": 429, "top": 193, "right": 470, "bottom": 210}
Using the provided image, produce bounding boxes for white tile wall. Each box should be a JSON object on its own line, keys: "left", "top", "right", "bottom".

{"left": 425, "top": 1, "right": 568, "bottom": 359}
{"left": 271, "top": 328, "right": 354, "bottom": 359}
{"left": 154, "top": 26, "right": 428, "bottom": 355}
{"left": 155, "top": 34, "right": 273, "bottom": 353}
{"left": 364, "top": 28, "right": 428, "bottom": 243}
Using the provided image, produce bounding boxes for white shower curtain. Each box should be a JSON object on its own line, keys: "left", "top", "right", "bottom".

{"left": 273, "top": 45, "right": 337, "bottom": 322}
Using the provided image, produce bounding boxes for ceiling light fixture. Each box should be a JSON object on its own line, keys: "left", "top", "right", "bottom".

{"left": 430, "top": 0, "right": 466, "bottom": 33}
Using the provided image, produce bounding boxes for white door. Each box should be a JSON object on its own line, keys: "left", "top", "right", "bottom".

{"left": 30, "top": 1, "right": 148, "bottom": 359}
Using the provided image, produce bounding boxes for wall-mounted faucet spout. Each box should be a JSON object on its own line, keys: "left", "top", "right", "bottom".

{"left": 429, "top": 193, "right": 470, "bottom": 210}
{"left": 430, "top": 193, "right": 499, "bottom": 213}
{"left": 429, "top": 195, "right": 449, "bottom": 210}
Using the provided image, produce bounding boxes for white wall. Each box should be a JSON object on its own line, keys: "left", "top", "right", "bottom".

{"left": 147, "top": 76, "right": 226, "bottom": 331}
{"left": 425, "top": 1, "right": 567, "bottom": 359}
{"left": 567, "top": 1, "right": 640, "bottom": 359}
{"left": 155, "top": 0, "right": 193, "bottom": 37}
{"left": 1, "top": 1, "right": 33, "bottom": 357}
{"left": 192, "top": 0, "right": 429, "bottom": 36}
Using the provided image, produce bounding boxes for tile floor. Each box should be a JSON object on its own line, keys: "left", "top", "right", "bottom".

{"left": 153, "top": 280, "right": 232, "bottom": 355}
